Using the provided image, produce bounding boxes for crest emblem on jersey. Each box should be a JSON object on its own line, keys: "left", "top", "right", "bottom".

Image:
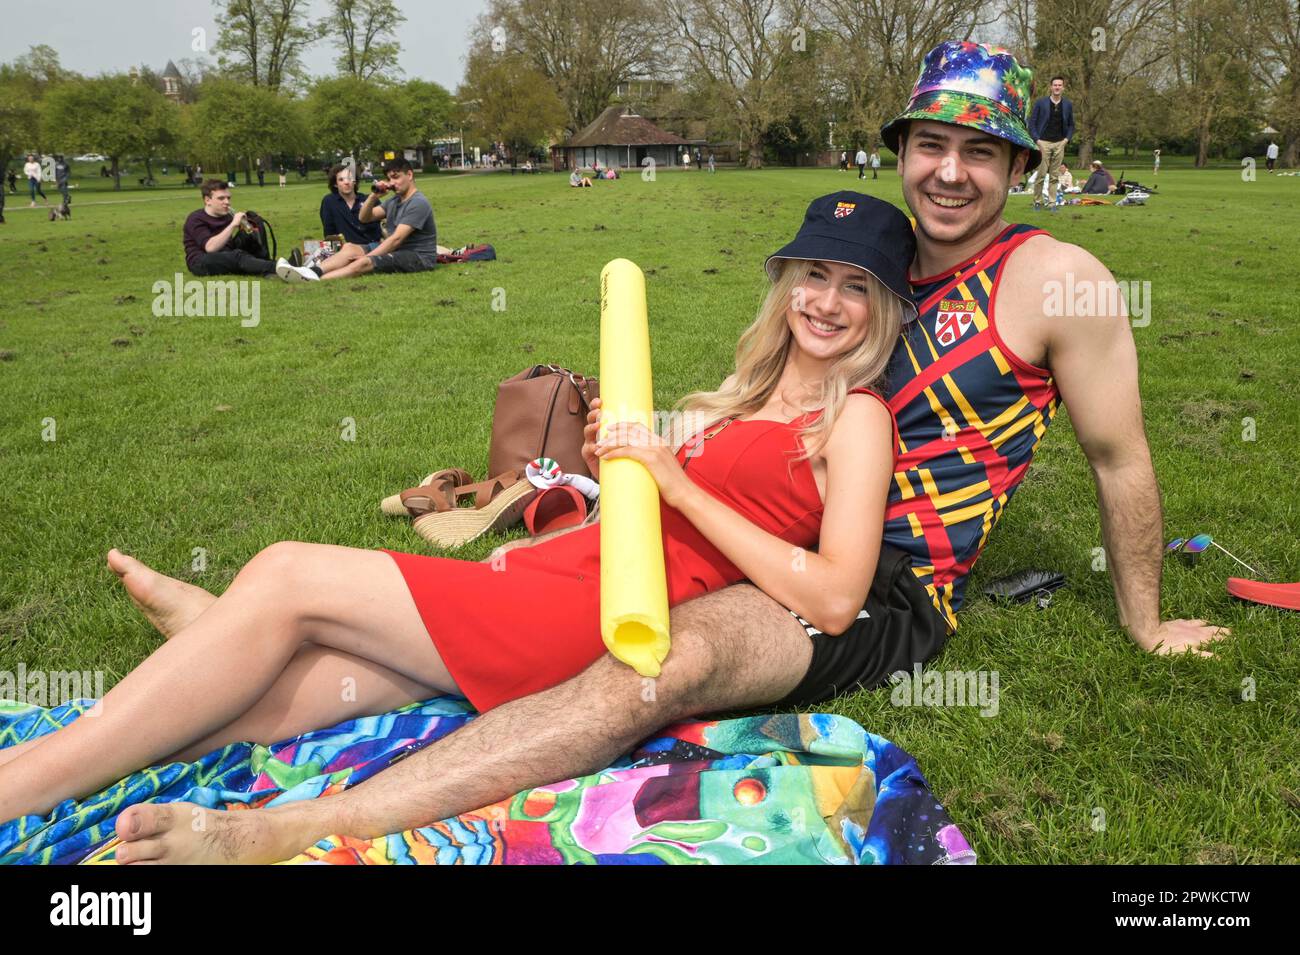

{"left": 833, "top": 201, "right": 857, "bottom": 219}
{"left": 934, "top": 299, "right": 978, "bottom": 347}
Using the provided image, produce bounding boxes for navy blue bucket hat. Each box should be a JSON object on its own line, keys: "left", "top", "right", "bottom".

{"left": 765, "top": 192, "right": 918, "bottom": 323}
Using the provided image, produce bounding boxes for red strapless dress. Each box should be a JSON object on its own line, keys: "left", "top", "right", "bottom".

{"left": 382, "top": 388, "right": 888, "bottom": 712}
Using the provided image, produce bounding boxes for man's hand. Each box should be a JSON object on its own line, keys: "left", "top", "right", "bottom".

{"left": 1131, "top": 619, "right": 1231, "bottom": 657}
{"left": 231, "top": 211, "right": 246, "bottom": 228}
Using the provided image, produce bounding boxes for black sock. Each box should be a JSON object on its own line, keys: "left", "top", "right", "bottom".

{"left": 310, "top": 265, "right": 323, "bottom": 277}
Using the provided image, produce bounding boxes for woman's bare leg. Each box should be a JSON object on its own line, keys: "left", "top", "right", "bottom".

{"left": 1, "top": 551, "right": 434, "bottom": 772}
{"left": 0, "top": 739, "right": 41, "bottom": 770}
{"left": 0, "top": 645, "right": 436, "bottom": 771}
{"left": 160, "top": 643, "right": 439, "bottom": 765}
{"left": 0, "top": 550, "right": 218, "bottom": 771}
{"left": 0, "top": 542, "right": 454, "bottom": 823}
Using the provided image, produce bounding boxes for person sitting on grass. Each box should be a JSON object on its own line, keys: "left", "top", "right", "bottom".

{"left": 182, "top": 179, "right": 276, "bottom": 277}
{"left": 319, "top": 163, "right": 383, "bottom": 250}
{"left": 1058, "top": 163, "right": 1075, "bottom": 192}
{"left": 1081, "top": 159, "right": 1116, "bottom": 194}
{"left": 570, "top": 168, "right": 593, "bottom": 188}
{"left": 277, "top": 158, "right": 437, "bottom": 283}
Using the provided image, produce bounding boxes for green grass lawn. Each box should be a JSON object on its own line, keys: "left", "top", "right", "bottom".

{"left": 1, "top": 164, "right": 1297, "bottom": 863}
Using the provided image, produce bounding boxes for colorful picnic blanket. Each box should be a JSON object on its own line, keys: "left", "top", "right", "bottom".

{"left": 0, "top": 697, "right": 974, "bottom": 865}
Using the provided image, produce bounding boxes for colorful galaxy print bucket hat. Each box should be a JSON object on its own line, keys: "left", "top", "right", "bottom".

{"left": 880, "top": 41, "right": 1040, "bottom": 169}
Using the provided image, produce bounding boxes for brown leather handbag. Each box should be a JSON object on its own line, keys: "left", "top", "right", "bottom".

{"left": 488, "top": 364, "right": 600, "bottom": 479}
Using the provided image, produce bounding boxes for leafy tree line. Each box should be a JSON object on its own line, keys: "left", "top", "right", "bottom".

{"left": 467, "top": 0, "right": 1298, "bottom": 168}
{"left": 3, "top": 0, "right": 1295, "bottom": 182}
{"left": 0, "top": 0, "right": 452, "bottom": 189}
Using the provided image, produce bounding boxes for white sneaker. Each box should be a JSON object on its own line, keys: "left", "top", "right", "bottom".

{"left": 275, "top": 258, "right": 294, "bottom": 280}
{"left": 280, "top": 262, "right": 319, "bottom": 283}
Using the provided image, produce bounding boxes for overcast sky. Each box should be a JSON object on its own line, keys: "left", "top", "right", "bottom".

{"left": 0, "top": 0, "right": 490, "bottom": 92}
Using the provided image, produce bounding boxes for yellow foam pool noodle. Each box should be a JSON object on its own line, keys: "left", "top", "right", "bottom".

{"left": 598, "top": 258, "right": 672, "bottom": 677}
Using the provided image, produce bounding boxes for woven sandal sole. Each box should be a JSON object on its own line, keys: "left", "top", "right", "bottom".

{"left": 411, "top": 481, "right": 539, "bottom": 548}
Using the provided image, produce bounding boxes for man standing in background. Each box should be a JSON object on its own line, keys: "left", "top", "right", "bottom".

{"left": 1266, "top": 140, "right": 1279, "bottom": 172}
{"left": 1027, "top": 75, "right": 1075, "bottom": 210}
{"left": 855, "top": 145, "right": 867, "bottom": 179}
{"left": 54, "top": 155, "right": 71, "bottom": 206}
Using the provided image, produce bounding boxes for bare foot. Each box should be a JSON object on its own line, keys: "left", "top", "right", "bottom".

{"left": 114, "top": 801, "right": 320, "bottom": 864}
{"left": 107, "top": 549, "right": 217, "bottom": 638}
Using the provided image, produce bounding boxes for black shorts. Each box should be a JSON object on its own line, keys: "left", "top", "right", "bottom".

{"left": 369, "top": 249, "right": 437, "bottom": 274}
{"left": 774, "top": 545, "right": 951, "bottom": 707}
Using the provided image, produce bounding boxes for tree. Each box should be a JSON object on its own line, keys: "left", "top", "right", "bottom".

{"left": 186, "top": 79, "right": 307, "bottom": 181}
{"left": 327, "top": 0, "right": 405, "bottom": 80}
{"left": 457, "top": 50, "right": 568, "bottom": 160}
{"left": 815, "top": 0, "right": 993, "bottom": 152}
{"left": 7, "top": 45, "right": 72, "bottom": 91}
{"left": 665, "top": 0, "right": 807, "bottom": 168}
{"left": 213, "top": 0, "right": 315, "bottom": 91}
{"left": 1007, "top": 0, "right": 1174, "bottom": 167}
{"left": 43, "top": 76, "right": 180, "bottom": 189}
{"left": 0, "top": 79, "right": 42, "bottom": 175}
{"left": 401, "top": 79, "right": 456, "bottom": 151}
{"left": 1248, "top": 0, "right": 1300, "bottom": 166}
{"left": 306, "top": 75, "right": 414, "bottom": 161}
{"left": 1168, "top": 0, "right": 1257, "bottom": 166}
{"left": 472, "top": 0, "right": 668, "bottom": 133}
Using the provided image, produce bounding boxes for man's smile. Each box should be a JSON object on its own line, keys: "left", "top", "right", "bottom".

{"left": 926, "top": 192, "right": 974, "bottom": 209}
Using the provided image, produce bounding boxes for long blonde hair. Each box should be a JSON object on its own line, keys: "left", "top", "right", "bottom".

{"left": 669, "top": 258, "right": 903, "bottom": 470}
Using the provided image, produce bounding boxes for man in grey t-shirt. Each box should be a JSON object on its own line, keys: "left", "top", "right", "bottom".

{"left": 277, "top": 157, "right": 439, "bottom": 281}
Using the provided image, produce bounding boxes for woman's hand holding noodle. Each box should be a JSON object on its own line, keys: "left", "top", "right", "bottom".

{"left": 594, "top": 419, "right": 693, "bottom": 509}
{"left": 580, "top": 397, "right": 603, "bottom": 479}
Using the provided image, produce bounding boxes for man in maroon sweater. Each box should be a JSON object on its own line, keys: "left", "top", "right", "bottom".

{"left": 182, "top": 179, "right": 276, "bottom": 276}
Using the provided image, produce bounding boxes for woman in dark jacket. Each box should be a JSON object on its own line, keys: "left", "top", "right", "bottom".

{"left": 320, "top": 164, "right": 383, "bottom": 248}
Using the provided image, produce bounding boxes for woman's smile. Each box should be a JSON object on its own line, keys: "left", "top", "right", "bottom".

{"left": 802, "top": 312, "right": 846, "bottom": 336}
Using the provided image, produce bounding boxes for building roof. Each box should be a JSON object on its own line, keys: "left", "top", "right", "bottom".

{"left": 162, "top": 60, "right": 182, "bottom": 79}
{"left": 563, "top": 105, "right": 690, "bottom": 148}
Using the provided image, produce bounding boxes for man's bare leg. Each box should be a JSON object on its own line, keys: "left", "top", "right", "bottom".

{"left": 319, "top": 254, "right": 376, "bottom": 281}
{"left": 316, "top": 243, "right": 368, "bottom": 275}
{"left": 114, "top": 582, "right": 814, "bottom": 864}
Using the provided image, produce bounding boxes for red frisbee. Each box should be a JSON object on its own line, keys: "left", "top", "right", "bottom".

{"left": 1226, "top": 578, "right": 1300, "bottom": 612}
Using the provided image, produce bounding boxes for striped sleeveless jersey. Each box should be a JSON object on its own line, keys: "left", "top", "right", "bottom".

{"left": 881, "top": 223, "right": 1058, "bottom": 630}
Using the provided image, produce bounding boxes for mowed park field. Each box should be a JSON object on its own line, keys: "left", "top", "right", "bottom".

{"left": 1, "top": 157, "right": 1297, "bottom": 863}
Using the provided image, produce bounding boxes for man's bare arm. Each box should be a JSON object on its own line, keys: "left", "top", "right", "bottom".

{"left": 1033, "top": 242, "right": 1228, "bottom": 655}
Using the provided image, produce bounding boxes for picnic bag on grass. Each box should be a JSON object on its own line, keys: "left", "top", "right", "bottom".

{"left": 489, "top": 365, "right": 599, "bottom": 479}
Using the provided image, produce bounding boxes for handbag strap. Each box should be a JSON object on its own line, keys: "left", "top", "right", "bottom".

{"left": 535, "top": 364, "right": 597, "bottom": 414}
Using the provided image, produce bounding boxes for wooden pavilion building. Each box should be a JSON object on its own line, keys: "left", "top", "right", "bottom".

{"left": 551, "top": 105, "right": 693, "bottom": 172}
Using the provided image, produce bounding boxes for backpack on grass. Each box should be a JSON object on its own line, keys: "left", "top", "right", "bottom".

{"left": 230, "top": 210, "right": 278, "bottom": 261}
{"left": 437, "top": 243, "right": 496, "bottom": 263}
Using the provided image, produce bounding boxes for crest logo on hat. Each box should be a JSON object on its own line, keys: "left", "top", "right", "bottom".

{"left": 833, "top": 201, "right": 857, "bottom": 219}
{"left": 934, "top": 298, "right": 977, "bottom": 347}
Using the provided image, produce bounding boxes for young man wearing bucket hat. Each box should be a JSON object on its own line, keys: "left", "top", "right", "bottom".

{"left": 100, "top": 42, "right": 1228, "bottom": 862}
